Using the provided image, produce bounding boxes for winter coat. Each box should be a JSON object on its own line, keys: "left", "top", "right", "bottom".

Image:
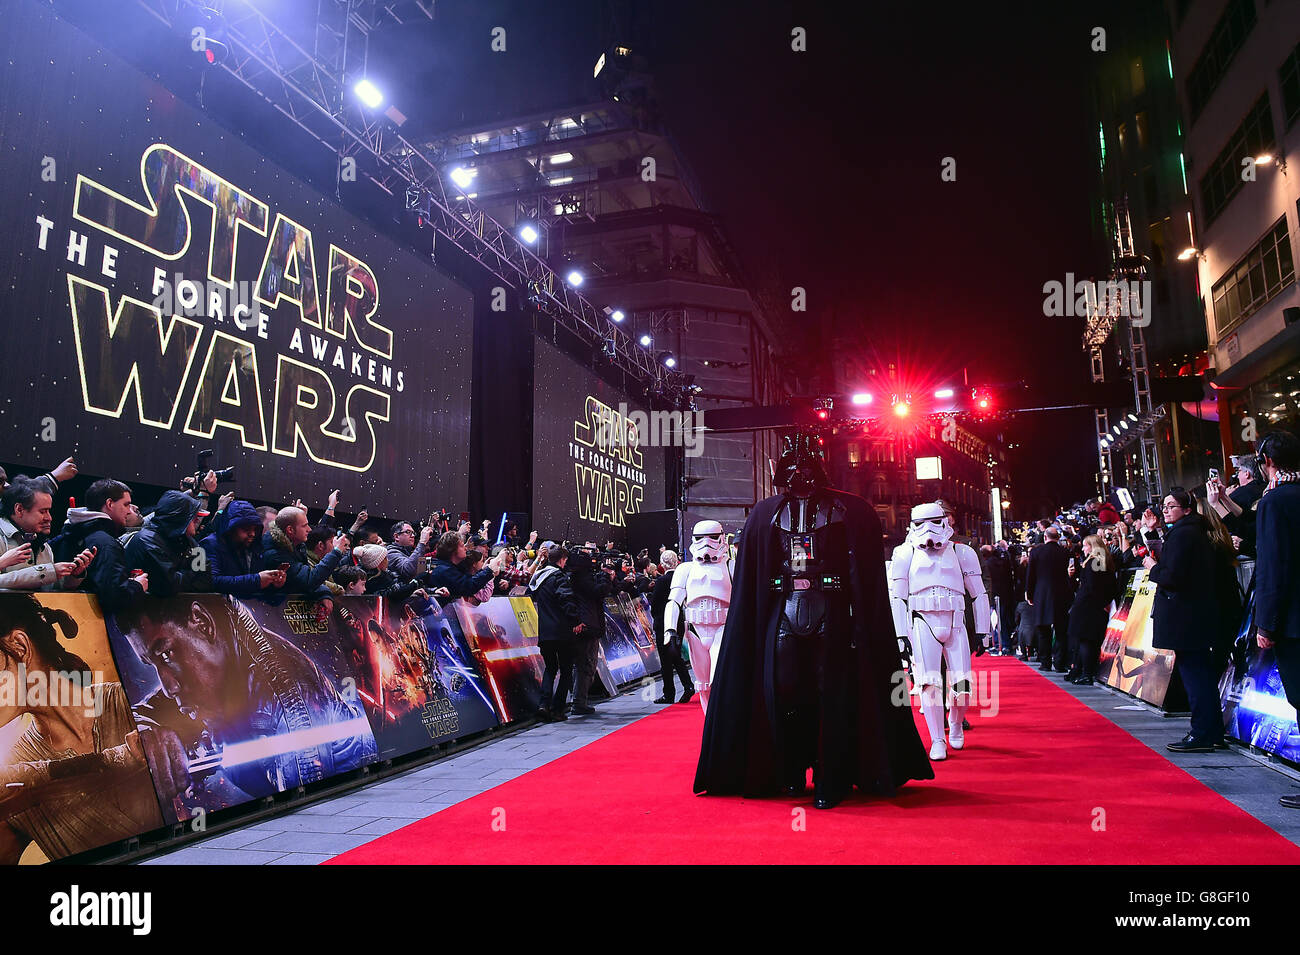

{"left": 1026, "top": 540, "right": 1073, "bottom": 626}
{"left": 1148, "top": 512, "right": 1217, "bottom": 652}
{"left": 426, "top": 558, "right": 494, "bottom": 599}
{"left": 52, "top": 509, "right": 146, "bottom": 613}
{"left": 124, "top": 491, "right": 209, "bottom": 598}
{"left": 364, "top": 567, "right": 423, "bottom": 601}
{"left": 527, "top": 564, "right": 583, "bottom": 644}
{"left": 259, "top": 523, "right": 344, "bottom": 605}
{"left": 200, "top": 500, "right": 266, "bottom": 596}
{"left": 385, "top": 542, "right": 427, "bottom": 582}
{"left": 567, "top": 552, "right": 615, "bottom": 637}
{"left": 1255, "top": 483, "right": 1300, "bottom": 643}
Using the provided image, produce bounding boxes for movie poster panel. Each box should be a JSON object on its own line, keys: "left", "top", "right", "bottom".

{"left": 1221, "top": 614, "right": 1300, "bottom": 764}
{"left": 105, "top": 595, "right": 378, "bottom": 826}
{"left": 1098, "top": 572, "right": 1140, "bottom": 683}
{"left": 335, "top": 596, "right": 498, "bottom": 760}
{"left": 601, "top": 593, "right": 661, "bottom": 685}
{"left": 452, "top": 598, "right": 545, "bottom": 722}
{"left": 0, "top": 593, "right": 166, "bottom": 864}
{"left": 1098, "top": 570, "right": 1176, "bottom": 707}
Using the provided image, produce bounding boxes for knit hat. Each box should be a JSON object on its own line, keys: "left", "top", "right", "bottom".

{"left": 354, "top": 543, "right": 387, "bottom": 572}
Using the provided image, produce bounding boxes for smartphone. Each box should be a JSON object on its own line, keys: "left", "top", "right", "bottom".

{"left": 1208, "top": 468, "right": 1220, "bottom": 481}
{"left": 278, "top": 562, "right": 290, "bottom": 573}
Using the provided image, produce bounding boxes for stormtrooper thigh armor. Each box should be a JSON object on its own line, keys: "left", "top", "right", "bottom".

{"left": 664, "top": 521, "right": 732, "bottom": 714}
{"left": 890, "top": 503, "right": 989, "bottom": 761}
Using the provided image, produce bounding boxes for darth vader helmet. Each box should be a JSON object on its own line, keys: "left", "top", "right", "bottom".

{"left": 774, "top": 431, "right": 829, "bottom": 496}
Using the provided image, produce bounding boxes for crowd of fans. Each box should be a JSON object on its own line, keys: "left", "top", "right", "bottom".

{"left": 0, "top": 457, "right": 679, "bottom": 721}
{"left": 978, "top": 429, "right": 1300, "bottom": 788}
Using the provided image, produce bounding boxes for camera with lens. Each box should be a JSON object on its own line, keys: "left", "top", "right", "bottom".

{"left": 192, "top": 449, "right": 235, "bottom": 489}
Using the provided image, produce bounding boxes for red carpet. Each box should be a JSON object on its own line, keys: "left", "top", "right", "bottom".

{"left": 329, "top": 657, "right": 1300, "bottom": 864}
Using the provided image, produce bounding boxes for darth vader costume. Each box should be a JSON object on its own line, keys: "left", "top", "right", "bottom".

{"left": 693, "top": 432, "right": 933, "bottom": 808}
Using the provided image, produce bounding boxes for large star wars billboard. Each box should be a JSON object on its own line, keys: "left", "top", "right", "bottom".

{"left": 531, "top": 339, "right": 667, "bottom": 544}
{"left": 0, "top": 0, "right": 473, "bottom": 516}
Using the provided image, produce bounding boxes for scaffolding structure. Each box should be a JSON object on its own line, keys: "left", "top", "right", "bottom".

{"left": 135, "top": 0, "right": 661, "bottom": 386}
{"left": 1083, "top": 196, "right": 1164, "bottom": 502}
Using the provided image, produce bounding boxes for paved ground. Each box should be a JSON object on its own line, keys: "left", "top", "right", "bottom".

{"left": 138, "top": 692, "right": 663, "bottom": 865}
{"left": 138, "top": 664, "right": 1300, "bottom": 864}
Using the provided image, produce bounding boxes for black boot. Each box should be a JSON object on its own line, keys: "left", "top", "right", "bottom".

{"left": 812, "top": 767, "right": 845, "bottom": 809}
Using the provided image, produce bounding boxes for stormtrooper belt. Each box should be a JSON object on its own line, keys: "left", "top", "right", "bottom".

{"left": 909, "top": 588, "right": 964, "bottom": 612}
{"left": 770, "top": 573, "right": 843, "bottom": 594}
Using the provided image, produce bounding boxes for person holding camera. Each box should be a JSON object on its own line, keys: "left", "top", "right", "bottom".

{"left": 0, "top": 475, "right": 93, "bottom": 592}
{"left": 1208, "top": 456, "right": 1264, "bottom": 557}
{"left": 567, "top": 544, "right": 638, "bottom": 715}
{"left": 528, "top": 545, "right": 586, "bottom": 721}
{"left": 388, "top": 520, "right": 433, "bottom": 582}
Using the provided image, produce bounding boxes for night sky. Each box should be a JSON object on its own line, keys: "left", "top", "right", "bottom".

{"left": 366, "top": 0, "right": 1131, "bottom": 513}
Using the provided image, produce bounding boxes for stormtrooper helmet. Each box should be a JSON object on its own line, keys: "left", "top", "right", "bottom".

{"left": 690, "top": 520, "right": 727, "bottom": 562}
{"left": 907, "top": 501, "right": 954, "bottom": 551}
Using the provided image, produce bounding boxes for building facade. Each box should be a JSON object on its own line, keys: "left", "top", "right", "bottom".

{"left": 415, "top": 60, "right": 788, "bottom": 540}
{"left": 1088, "top": 0, "right": 1217, "bottom": 499}
{"left": 1167, "top": 0, "right": 1300, "bottom": 458}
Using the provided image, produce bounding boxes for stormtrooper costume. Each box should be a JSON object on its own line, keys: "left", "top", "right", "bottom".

{"left": 889, "top": 502, "right": 990, "bottom": 760}
{"left": 664, "top": 520, "right": 733, "bottom": 714}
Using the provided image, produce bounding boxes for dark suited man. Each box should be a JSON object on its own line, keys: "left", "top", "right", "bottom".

{"left": 1026, "top": 526, "right": 1073, "bottom": 671}
{"left": 567, "top": 546, "right": 618, "bottom": 715}
{"left": 651, "top": 550, "right": 694, "bottom": 704}
{"left": 1251, "top": 431, "right": 1300, "bottom": 805}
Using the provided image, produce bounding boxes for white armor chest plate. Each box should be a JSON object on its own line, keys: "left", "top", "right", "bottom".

{"left": 908, "top": 546, "right": 965, "bottom": 597}
{"left": 683, "top": 562, "right": 732, "bottom": 625}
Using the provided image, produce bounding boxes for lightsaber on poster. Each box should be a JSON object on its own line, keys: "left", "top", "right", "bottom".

{"left": 439, "top": 645, "right": 495, "bottom": 712}
{"left": 186, "top": 717, "right": 376, "bottom": 775}
{"left": 483, "top": 645, "right": 543, "bottom": 663}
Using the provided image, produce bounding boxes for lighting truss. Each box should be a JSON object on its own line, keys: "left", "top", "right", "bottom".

{"left": 134, "top": 0, "right": 659, "bottom": 386}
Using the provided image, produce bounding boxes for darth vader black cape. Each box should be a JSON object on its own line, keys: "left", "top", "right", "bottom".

{"left": 693, "top": 489, "right": 934, "bottom": 797}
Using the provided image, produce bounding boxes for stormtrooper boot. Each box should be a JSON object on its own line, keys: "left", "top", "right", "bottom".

{"left": 948, "top": 702, "right": 968, "bottom": 750}
{"left": 922, "top": 697, "right": 947, "bottom": 761}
